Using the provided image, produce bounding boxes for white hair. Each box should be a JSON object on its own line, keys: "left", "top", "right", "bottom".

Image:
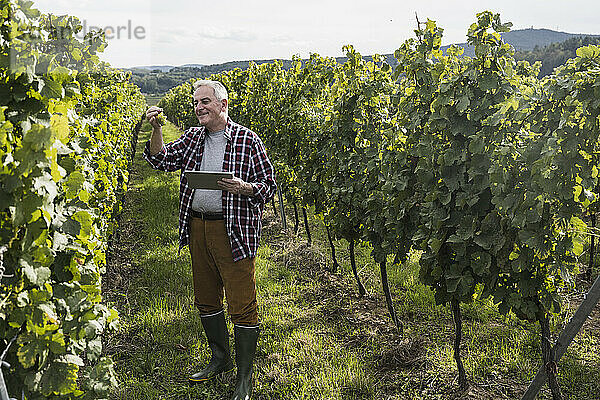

{"left": 192, "top": 80, "right": 228, "bottom": 101}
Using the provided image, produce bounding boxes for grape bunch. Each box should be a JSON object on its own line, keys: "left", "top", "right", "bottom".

{"left": 156, "top": 112, "right": 167, "bottom": 126}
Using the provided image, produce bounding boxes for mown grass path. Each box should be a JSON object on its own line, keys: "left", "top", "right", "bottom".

{"left": 103, "top": 121, "right": 600, "bottom": 400}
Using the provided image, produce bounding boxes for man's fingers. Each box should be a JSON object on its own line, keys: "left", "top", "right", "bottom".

{"left": 218, "top": 178, "right": 244, "bottom": 194}
{"left": 217, "top": 179, "right": 233, "bottom": 189}
{"left": 218, "top": 182, "right": 235, "bottom": 190}
{"left": 146, "top": 111, "right": 162, "bottom": 119}
{"left": 146, "top": 107, "right": 163, "bottom": 120}
{"left": 146, "top": 108, "right": 164, "bottom": 129}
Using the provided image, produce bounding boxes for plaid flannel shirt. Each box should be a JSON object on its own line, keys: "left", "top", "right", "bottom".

{"left": 143, "top": 118, "right": 277, "bottom": 261}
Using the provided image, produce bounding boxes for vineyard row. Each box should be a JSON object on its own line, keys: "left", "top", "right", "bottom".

{"left": 1, "top": 0, "right": 146, "bottom": 398}
{"left": 159, "top": 12, "right": 600, "bottom": 398}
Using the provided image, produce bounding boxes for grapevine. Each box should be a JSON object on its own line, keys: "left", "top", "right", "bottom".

{"left": 0, "top": 0, "right": 145, "bottom": 398}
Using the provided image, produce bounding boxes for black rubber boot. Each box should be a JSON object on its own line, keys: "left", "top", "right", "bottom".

{"left": 189, "top": 312, "right": 234, "bottom": 385}
{"left": 231, "top": 325, "right": 259, "bottom": 400}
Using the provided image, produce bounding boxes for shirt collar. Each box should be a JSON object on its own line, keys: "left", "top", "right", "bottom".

{"left": 198, "top": 117, "right": 232, "bottom": 142}
{"left": 223, "top": 117, "right": 233, "bottom": 141}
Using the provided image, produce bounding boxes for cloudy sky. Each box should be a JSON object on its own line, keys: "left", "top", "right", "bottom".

{"left": 33, "top": 0, "right": 600, "bottom": 68}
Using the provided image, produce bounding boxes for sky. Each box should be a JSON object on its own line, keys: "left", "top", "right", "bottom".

{"left": 32, "top": 0, "right": 600, "bottom": 69}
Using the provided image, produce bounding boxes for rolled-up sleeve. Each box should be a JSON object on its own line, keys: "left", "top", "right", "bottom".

{"left": 142, "top": 130, "right": 192, "bottom": 172}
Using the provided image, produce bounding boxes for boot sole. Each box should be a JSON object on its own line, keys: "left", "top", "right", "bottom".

{"left": 188, "top": 366, "right": 235, "bottom": 385}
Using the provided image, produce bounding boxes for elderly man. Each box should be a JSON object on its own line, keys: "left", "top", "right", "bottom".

{"left": 144, "top": 80, "right": 276, "bottom": 400}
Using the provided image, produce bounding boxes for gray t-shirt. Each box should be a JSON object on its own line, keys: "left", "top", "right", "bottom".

{"left": 191, "top": 129, "right": 227, "bottom": 213}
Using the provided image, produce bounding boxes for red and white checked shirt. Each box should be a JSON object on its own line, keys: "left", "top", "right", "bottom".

{"left": 143, "top": 118, "right": 277, "bottom": 261}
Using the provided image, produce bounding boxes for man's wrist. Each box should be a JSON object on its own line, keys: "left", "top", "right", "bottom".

{"left": 149, "top": 128, "right": 164, "bottom": 155}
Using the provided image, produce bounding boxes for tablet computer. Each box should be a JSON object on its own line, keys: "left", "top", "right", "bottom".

{"left": 183, "top": 170, "right": 234, "bottom": 190}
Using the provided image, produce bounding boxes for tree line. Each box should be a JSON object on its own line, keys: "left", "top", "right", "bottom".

{"left": 129, "top": 34, "right": 600, "bottom": 96}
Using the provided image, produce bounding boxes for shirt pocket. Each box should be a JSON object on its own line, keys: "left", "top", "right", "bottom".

{"left": 232, "top": 150, "right": 252, "bottom": 180}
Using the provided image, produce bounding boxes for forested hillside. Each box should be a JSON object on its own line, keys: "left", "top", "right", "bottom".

{"left": 128, "top": 28, "right": 599, "bottom": 95}
{"left": 515, "top": 36, "right": 600, "bottom": 76}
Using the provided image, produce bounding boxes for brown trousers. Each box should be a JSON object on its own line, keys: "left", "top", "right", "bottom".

{"left": 188, "top": 217, "right": 258, "bottom": 326}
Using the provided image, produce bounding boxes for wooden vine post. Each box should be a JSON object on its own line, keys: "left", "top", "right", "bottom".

{"left": 521, "top": 273, "right": 600, "bottom": 399}
{"left": 380, "top": 260, "right": 401, "bottom": 332}
{"left": 325, "top": 224, "right": 340, "bottom": 273}
{"left": 538, "top": 312, "right": 563, "bottom": 400}
{"left": 293, "top": 202, "right": 300, "bottom": 234}
{"left": 276, "top": 185, "right": 287, "bottom": 230}
{"left": 348, "top": 239, "right": 366, "bottom": 297}
{"left": 302, "top": 207, "right": 311, "bottom": 246}
{"left": 452, "top": 300, "right": 468, "bottom": 390}
{"left": 588, "top": 211, "right": 595, "bottom": 281}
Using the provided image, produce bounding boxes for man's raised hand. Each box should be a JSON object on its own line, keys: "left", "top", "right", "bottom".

{"left": 146, "top": 106, "right": 164, "bottom": 129}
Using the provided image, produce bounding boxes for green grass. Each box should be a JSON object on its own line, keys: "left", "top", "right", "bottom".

{"left": 104, "top": 121, "right": 600, "bottom": 400}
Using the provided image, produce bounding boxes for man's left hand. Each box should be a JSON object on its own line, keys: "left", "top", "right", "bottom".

{"left": 218, "top": 177, "right": 254, "bottom": 196}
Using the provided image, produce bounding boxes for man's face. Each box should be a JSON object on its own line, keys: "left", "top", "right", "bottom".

{"left": 193, "top": 86, "right": 227, "bottom": 131}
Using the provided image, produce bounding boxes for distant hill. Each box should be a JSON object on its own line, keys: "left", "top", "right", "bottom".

{"left": 130, "top": 65, "right": 176, "bottom": 73}
{"left": 180, "top": 63, "right": 205, "bottom": 69}
{"left": 126, "top": 28, "right": 599, "bottom": 95}
{"left": 131, "top": 63, "right": 205, "bottom": 72}
{"left": 514, "top": 35, "right": 600, "bottom": 76}
{"left": 502, "top": 28, "right": 597, "bottom": 50}
{"left": 441, "top": 28, "right": 600, "bottom": 57}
